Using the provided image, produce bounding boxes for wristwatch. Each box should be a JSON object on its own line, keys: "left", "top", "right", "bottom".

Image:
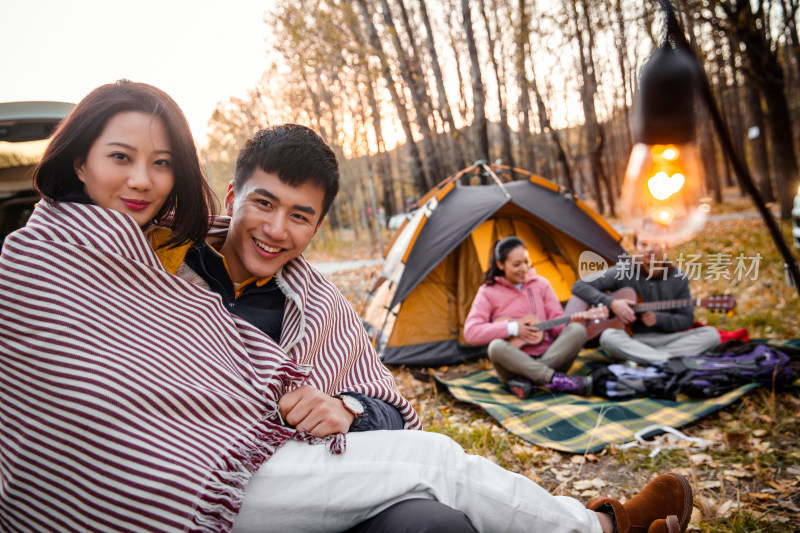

{"left": 336, "top": 394, "right": 365, "bottom": 420}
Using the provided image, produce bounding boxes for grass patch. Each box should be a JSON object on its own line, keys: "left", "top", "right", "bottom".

{"left": 696, "top": 509, "right": 798, "bottom": 533}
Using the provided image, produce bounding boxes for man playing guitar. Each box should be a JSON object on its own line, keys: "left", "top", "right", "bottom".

{"left": 570, "top": 237, "right": 720, "bottom": 365}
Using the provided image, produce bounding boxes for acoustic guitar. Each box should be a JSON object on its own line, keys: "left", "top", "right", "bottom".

{"left": 495, "top": 306, "right": 609, "bottom": 349}
{"left": 564, "top": 287, "right": 737, "bottom": 342}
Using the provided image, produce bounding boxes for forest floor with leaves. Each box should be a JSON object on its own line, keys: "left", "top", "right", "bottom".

{"left": 307, "top": 191, "right": 800, "bottom": 532}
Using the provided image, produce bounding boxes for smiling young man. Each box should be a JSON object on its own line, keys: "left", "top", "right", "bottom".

{"left": 182, "top": 125, "right": 418, "bottom": 437}
{"left": 180, "top": 124, "right": 479, "bottom": 533}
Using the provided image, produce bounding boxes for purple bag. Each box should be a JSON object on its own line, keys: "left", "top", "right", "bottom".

{"left": 662, "top": 342, "right": 794, "bottom": 398}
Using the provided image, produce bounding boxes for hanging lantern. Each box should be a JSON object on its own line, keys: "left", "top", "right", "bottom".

{"left": 620, "top": 45, "right": 711, "bottom": 245}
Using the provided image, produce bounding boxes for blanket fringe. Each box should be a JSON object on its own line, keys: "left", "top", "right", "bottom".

{"left": 191, "top": 412, "right": 346, "bottom": 531}
{"left": 191, "top": 416, "right": 295, "bottom": 532}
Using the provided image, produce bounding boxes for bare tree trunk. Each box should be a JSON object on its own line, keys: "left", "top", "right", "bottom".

{"left": 516, "top": 0, "right": 535, "bottom": 171}
{"left": 312, "top": 64, "right": 341, "bottom": 144}
{"left": 299, "top": 69, "right": 330, "bottom": 144}
{"left": 479, "top": 0, "right": 515, "bottom": 167}
{"left": 612, "top": 0, "right": 633, "bottom": 147}
{"left": 531, "top": 74, "right": 574, "bottom": 190}
{"left": 745, "top": 83, "right": 774, "bottom": 202}
{"left": 569, "top": 0, "right": 609, "bottom": 215}
{"left": 340, "top": 2, "right": 398, "bottom": 216}
{"left": 780, "top": 0, "right": 800, "bottom": 78}
{"left": 713, "top": 29, "right": 744, "bottom": 192}
{"left": 380, "top": 0, "right": 443, "bottom": 185}
{"left": 726, "top": 41, "right": 746, "bottom": 189}
{"left": 418, "top": 0, "right": 466, "bottom": 173}
{"left": 462, "top": 0, "right": 489, "bottom": 161}
{"left": 445, "top": 0, "right": 469, "bottom": 130}
{"left": 641, "top": 1, "right": 661, "bottom": 49}
{"left": 699, "top": 107, "right": 723, "bottom": 203}
{"left": 355, "top": 0, "right": 430, "bottom": 194}
{"left": 365, "top": 69, "right": 397, "bottom": 218}
{"left": 394, "top": 0, "right": 444, "bottom": 166}
{"left": 682, "top": 4, "right": 722, "bottom": 203}
{"left": 720, "top": 1, "right": 799, "bottom": 219}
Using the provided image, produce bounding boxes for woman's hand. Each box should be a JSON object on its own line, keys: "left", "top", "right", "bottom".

{"left": 516, "top": 321, "right": 544, "bottom": 345}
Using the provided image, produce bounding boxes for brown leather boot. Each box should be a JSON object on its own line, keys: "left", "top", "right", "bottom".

{"left": 586, "top": 473, "right": 692, "bottom": 533}
{"left": 647, "top": 516, "right": 681, "bottom": 533}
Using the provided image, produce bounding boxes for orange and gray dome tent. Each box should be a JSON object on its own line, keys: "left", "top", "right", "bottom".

{"left": 360, "top": 162, "right": 625, "bottom": 366}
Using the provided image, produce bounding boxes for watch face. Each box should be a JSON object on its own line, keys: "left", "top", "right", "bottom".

{"left": 340, "top": 395, "right": 365, "bottom": 416}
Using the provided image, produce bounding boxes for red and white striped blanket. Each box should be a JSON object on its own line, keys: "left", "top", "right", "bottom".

{"left": 0, "top": 201, "right": 342, "bottom": 532}
{"left": 204, "top": 217, "right": 422, "bottom": 428}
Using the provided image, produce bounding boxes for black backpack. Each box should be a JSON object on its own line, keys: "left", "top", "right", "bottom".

{"left": 591, "top": 341, "right": 796, "bottom": 400}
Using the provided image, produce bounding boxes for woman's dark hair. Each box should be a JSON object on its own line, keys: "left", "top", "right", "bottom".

{"left": 33, "top": 79, "right": 216, "bottom": 248}
{"left": 483, "top": 236, "right": 526, "bottom": 285}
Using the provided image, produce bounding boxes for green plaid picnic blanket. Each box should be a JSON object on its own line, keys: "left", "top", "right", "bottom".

{"left": 436, "top": 340, "right": 799, "bottom": 454}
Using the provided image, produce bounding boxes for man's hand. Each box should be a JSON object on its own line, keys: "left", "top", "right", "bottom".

{"left": 279, "top": 385, "right": 355, "bottom": 437}
{"left": 610, "top": 298, "right": 637, "bottom": 325}
{"left": 639, "top": 311, "right": 657, "bottom": 327}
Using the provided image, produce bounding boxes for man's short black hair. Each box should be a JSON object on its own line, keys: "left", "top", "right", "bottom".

{"left": 234, "top": 124, "right": 340, "bottom": 219}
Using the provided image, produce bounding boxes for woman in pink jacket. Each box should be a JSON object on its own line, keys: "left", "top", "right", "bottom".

{"left": 464, "top": 236, "right": 591, "bottom": 398}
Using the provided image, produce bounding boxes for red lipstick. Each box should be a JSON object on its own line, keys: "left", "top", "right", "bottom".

{"left": 121, "top": 199, "right": 150, "bottom": 211}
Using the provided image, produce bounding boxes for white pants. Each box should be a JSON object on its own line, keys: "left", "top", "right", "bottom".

{"left": 234, "top": 430, "right": 602, "bottom": 533}
{"left": 600, "top": 326, "right": 720, "bottom": 365}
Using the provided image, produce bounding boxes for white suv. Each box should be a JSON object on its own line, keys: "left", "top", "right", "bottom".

{"left": 0, "top": 101, "right": 74, "bottom": 248}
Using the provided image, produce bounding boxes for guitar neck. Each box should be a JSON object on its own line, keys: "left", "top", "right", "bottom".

{"left": 534, "top": 315, "right": 573, "bottom": 331}
{"left": 632, "top": 298, "right": 700, "bottom": 312}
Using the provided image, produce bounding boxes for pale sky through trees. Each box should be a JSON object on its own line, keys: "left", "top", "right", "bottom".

{"left": 3, "top": 0, "right": 639, "bottom": 150}
{"left": 2, "top": 0, "right": 275, "bottom": 144}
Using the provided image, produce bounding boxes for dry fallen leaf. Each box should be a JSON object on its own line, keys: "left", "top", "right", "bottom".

{"left": 724, "top": 431, "right": 749, "bottom": 450}
{"left": 764, "top": 515, "right": 791, "bottom": 523}
{"left": 766, "top": 480, "right": 785, "bottom": 491}
{"left": 523, "top": 469, "right": 542, "bottom": 484}
{"left": 774, "top": 499, "right": 800, "bottom": 513}
{"left": 554, "top": 469, "right": 571, "bottom": 482}
{"left": 715, "top": 499, "right": 740, "bottom": 517}
{"left": 572, "top": 477, "right": 609, "bottom": 491}
{"left": 745, "top": 492, "right": 776, "bottom": 500}
{"left": 689, "top": 453, "right": 718, "bottom": 467}
{"left": 510, "top": 443, "right": 532, "bottom": 455}
{"left": 722, "top": 468, "right": 752, "bottom": 478}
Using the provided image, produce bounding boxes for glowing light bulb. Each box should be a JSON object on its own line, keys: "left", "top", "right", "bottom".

{"left": 647, "top": 171, "right": 685, "bottom": 200}
{"left": 620, "top": 142, "right": 711, "bottom": 245}
{"left": 661, "top": 147, "right": 679, "bottom": 161}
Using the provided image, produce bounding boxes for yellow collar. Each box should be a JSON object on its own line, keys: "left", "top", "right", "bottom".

{"left": 206, "top": 245, "right": 274, "bottom": 298}
{"left": 150, "top": 228, "right": 192, "bottom": 275}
